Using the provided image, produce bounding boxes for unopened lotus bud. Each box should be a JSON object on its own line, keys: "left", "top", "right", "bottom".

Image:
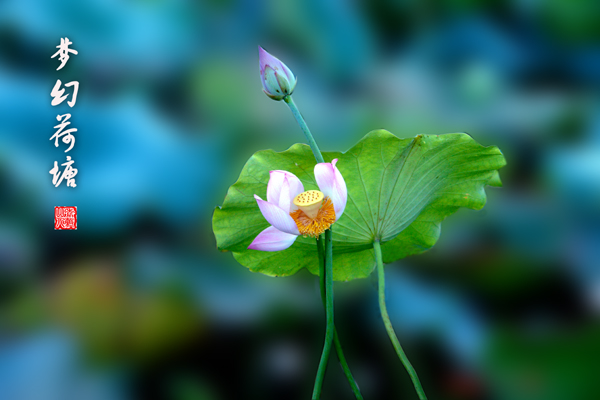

{"left": 293, "top": 190, "right": 324, "bottom": 219}
{"left": 259, "top": 46, "right": 297, "bottom": 101}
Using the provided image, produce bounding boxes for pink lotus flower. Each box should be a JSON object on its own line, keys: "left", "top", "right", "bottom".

{"left": 249, "top": 159, "right": 347, "bottom": 251}
{"left": 259, "top": 46, "right": 297, "bottom": 101}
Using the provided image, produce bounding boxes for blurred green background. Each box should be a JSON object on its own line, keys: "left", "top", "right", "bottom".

{"left": 1, "top": 0, "right": 599, "bottom": 399}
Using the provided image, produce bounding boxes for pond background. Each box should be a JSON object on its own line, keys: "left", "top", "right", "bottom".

{"left": 0, "top": 1, "right": 599, "bottom": 399}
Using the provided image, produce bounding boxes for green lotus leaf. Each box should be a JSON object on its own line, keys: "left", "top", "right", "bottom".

{"left": 213, "top": 130, "right": 506, "bottom": 281}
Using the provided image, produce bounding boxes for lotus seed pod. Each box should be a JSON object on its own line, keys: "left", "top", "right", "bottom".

{"left": 293, "top": 190, "right": 324, "bottom": 219}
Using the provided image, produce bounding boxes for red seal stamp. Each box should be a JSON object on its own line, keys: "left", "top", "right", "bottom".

{"left": 54, "top": 206, "right": 77, "bottom": 230}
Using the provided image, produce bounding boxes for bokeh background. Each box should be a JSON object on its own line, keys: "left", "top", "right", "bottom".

{"left": 1, "top": 0, "right": 599, "bottom": 399}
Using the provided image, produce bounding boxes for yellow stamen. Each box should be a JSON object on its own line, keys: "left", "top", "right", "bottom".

{"left": 290, "top": 196, "right": 336, "bottom": 238}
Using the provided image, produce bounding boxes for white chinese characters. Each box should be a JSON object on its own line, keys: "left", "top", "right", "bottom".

{"left": 51, "top": 37, "right": 78, "bottom": 71}
{"left": 49, "top": 156, "right": 78, "bottom": 188}
{"left": 49, "top": 38, "right": 79, "bottom": 188}
{"left": 50, "top": 114, "right": 77, "bottom": 152}
{"left": 51, "top": 79, "right": 79, "bottom": 107}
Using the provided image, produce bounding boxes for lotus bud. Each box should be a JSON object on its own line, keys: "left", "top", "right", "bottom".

{"left": 259, "top": 46, "right": 297, "bottom": 101}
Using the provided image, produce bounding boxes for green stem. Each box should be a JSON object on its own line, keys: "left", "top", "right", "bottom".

{"left": 312, "top": 229, "right": 334, "bottom": 399}
{"left": 285, "top": 95, "right": 352, "bottom": 398}
{"left": 317, "top": 236, "right": 364, "bottom": 400}
{"left": 284, "top": 96, "right": 325, "bottom": 164}
{"left": 373, "top": 240, "right": 427, "bottom": 400}
{"left": 317, "top": 235, "right": 326, "bottom": 302}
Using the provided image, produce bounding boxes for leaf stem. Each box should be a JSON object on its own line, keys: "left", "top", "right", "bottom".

{"left": 317, "top": 236, "right": 364, "bottom": 400}
{"left": 312, "top": 229, "right": 334, "bottom": 399}
{"left": 284, "top": 95, "right": 325, "bottom": 164}
{"left": 373, "top": 240, "right": 427, "bottom": 400}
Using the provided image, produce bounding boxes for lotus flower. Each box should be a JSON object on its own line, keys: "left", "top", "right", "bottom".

{"left": 249, "top": 159, "right": 347, "bottom": 251}
{"left": 259, "top": 46, "right": 297, "bottom": 101}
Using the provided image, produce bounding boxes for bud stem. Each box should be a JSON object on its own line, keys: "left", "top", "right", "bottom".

{"left": 283, "top": 94, "right": 360, "bottom": 399}
{"left": 284, "top": 95, "right": 325, "bottom": 164}
{"left": 284, "top": 94, "right": 331, "bottom": 399}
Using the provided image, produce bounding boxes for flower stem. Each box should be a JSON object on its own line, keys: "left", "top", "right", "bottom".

{"left": 312, "top": 228, "right": 334, "bottom": 399}
{"left": 373, "top": 240, "right": 427, "bottom": 400}
{"left": 317, "top": 236, "right": 364, "bottom": 400}
{"left": 284, "top": 95, "right": 325, "bottom": 164}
